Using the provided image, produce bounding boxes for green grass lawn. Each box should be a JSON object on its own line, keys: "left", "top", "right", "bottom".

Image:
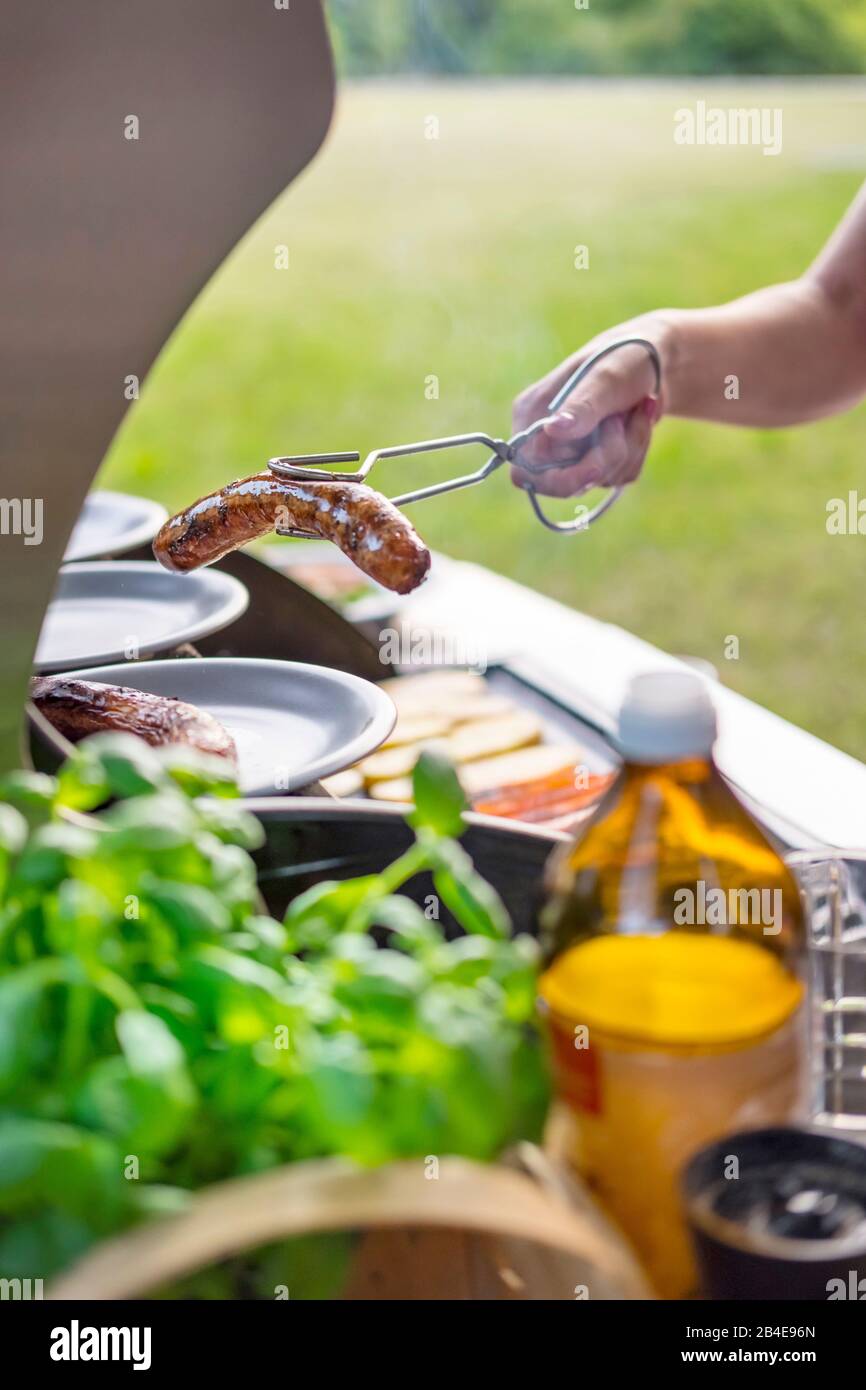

{"left": 101, "top": 80, "right": 866, "bottom": 760}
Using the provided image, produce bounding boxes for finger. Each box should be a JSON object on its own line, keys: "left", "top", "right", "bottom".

{"left": 510, "top": 424, "right": 600, "bottom": 491}
{"left": 581, "top": 414, "right": 628, "bottom": 488}
{"left": 510, "top": 420, "right": 599, "bottom": 484}
{"left": 540, "top": 343, "right": 659, "bottom": 443}
{"left": 540, "top": 397, "right": 655, "bottom": 494}
{"left": 512, "top": 351, "right": 590, "bottom": 432}
{"left": 512, "top": 385, "right": 551, "bottom": 433}
{"left": 618, "top": 396, "right": 656, "bottom": 484}
{"left": 513, "top": 414, "right": 627, "bottom": 499}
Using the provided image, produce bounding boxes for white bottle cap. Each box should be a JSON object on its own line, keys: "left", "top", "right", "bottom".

{"left": 618, "top": 670, "right": 717, "bottom": 763}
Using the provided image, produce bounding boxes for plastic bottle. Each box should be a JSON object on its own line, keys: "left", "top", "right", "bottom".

{"left": 538, "top": 671, "right": 807, "bottom": 1298}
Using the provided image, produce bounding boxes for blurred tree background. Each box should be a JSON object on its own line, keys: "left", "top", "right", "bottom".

{"left": 103, "top": 7, "right": 866, "bottom": 757}
{"left": 328, "top": 0, "right": 866, "bottom": 76}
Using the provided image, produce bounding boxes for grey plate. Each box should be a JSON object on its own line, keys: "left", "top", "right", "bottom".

{"left": 65, "top": 490, "right": 169, "bottom": 563}
{"left": 64, "top": 658, "right": 397, "bottom": 794}
{"left": 35, "top": 562, "right": 249, "bottom": 673}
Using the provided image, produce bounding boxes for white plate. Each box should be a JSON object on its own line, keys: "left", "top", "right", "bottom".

{"left": 35, "top": 562, "right": 249, "bottom": 673}
{"left": 65, "top": 490, "right": 169, "bottom": 562}
{"left": 63, "top": 657, "right": 397, "bottom": 793}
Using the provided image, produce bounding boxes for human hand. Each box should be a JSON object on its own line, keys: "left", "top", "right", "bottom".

{"left": 511, "top": 330, "right": 664, "bottom": 497}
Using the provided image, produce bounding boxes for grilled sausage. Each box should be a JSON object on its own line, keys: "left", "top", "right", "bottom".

{"left": 31, "top": 677, "right": 237, "bottom": 763}
{"left": 152, "top": 473, "right": 431, "bottom": 594}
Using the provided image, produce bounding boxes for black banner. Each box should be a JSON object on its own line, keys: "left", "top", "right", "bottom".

{"left": 3, "top": 1297, "right": 860, "bottom": 1375}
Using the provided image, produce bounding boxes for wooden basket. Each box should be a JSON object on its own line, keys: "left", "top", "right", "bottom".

{"left": 49, "top": 1143, "right": 650, "bottom": 1301}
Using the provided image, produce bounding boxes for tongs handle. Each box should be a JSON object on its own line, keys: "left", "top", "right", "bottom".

{"left": 517, "top": 336, "right": 662, "bottom": 534}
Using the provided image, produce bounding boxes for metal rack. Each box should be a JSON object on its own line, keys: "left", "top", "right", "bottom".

{"left": 787, "top": 851, "right": 866, "bottom": 1132}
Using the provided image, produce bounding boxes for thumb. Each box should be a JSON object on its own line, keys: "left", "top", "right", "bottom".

{"left": 543, "top": 400, "right": 599, "bottom": 441}
{"left": 543, "top": 343, "right": 658, "bottom": 443}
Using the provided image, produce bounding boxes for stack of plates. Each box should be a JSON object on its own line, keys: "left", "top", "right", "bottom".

{"left": 32, "top": 493, "right": 397, "bottom": 793}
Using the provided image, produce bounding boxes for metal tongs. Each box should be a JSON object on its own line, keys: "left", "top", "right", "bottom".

{"left": 268, "top": 337, "right": 661, "bottom": 538}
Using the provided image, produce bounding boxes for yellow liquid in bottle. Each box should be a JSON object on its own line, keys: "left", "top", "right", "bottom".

{"left": 541, "top": 933, "right": 804, "bottom": 1298}
{"left": 539, "top": 678, "right": 807, "bottom": 1296}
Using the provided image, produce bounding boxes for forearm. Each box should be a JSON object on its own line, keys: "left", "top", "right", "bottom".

{"left": 657, "top": 181, "right": 866, "bottom": 427}
{"left": 512, "top": 182, "right": 866, "bottom": 493}
{"left": 658, "top": 276, "right": 866, "bottom": 427}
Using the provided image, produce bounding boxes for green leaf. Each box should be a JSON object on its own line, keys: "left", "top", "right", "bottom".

{"left": 141, "top": 876, "right": 233, "bottom": 938}
{"left": 75, "top": 1056, "right": 196, "bottom": 1157}
{"left": 0, "top": 1117, "right": 126, "bottom": 1222}
{"left": 68, "top": 1011, "right": 198, "bottom": 1156}
{"left": 55, "top": 751, "right": 111, "bottom": 812}
{"left": 331, "top": 945, "right": 427, "bottom": 1023}
{"left": 79, "top": 733, "right": 166, "bottom": 798}
{"left": 0, "top": 802, "right": 30, "bottom": 854}
{"left": 361, "top": 894, "right": 442, "bottom": 955}
{"left": 429, "top": 934, "right": 538, "bottom": 1019}
{"left": 0, "top": 770, "right": 57, "bottom": 817}
{"left": 0, "top": 1207, "right": 94, "bottom": 1284}
{"left": 11, "top": 822, "right": 98, "bottom": 888}
{"left": 116, "top": 1009, "right": 186, "bottom": 1076}
{"left": 0, "top": 802, "right": 28, "bottom": 900}
{"left": 429, "top": 839, "right": 510, "bottom": 938}
{"left": 195, "top": 837, "right": 259, "bottom": 910}
{"left": 296, "top": 1032, "right": 378, "bottom": 1156}
{"left": 44, "top": 879, "right": 111, "bottom": 955}
{"left": 284, "top": 876, "right": 384, "bottom": 950}
{"left": 194, "top": 944, "right": 286, "bottom": 991}
{"left": 409, "top": 750, "right": 466, "bottom": 838}
{"left": 195, "top": 799, "right": 264, "bottom": 850}
{"left": 159, "top": 745, "right": 240, "bottom": 800}
{"left": 102, "top": 791, "right": 197, "bottom": 852}
{"left": 244, "top": 915, "right": 288, "bottom": 954}
{"left": 0, "top": 960, "right": 67, "bottom": 1097}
